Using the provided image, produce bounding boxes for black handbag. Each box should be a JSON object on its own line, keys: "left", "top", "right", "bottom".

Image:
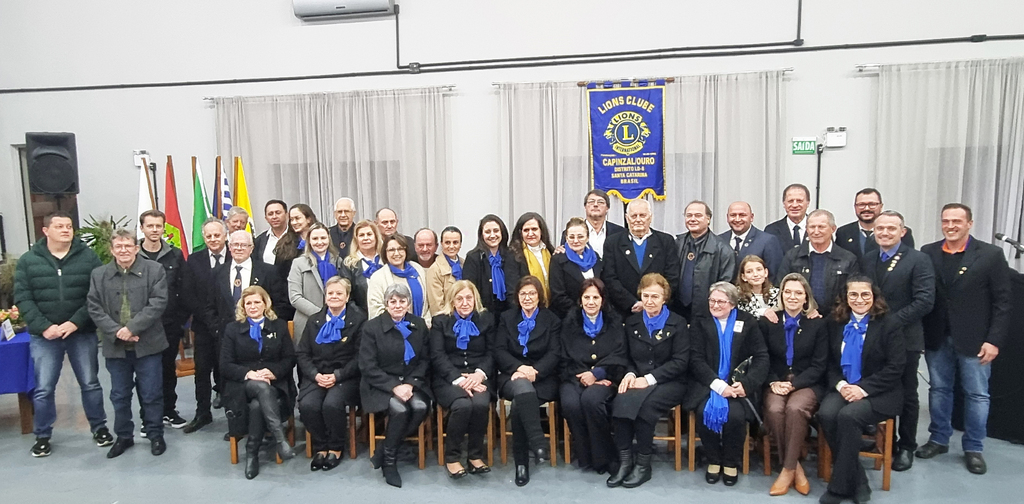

{"left": 730, "top": 356, "right": 764, "bottom": 431}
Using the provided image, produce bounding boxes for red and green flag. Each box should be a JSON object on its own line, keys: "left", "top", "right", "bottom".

{"left": 162, "top": 156, "right": 188, "bottom": 258}
{"left": 190, "top": 156, "right": 212, "bottom": 254}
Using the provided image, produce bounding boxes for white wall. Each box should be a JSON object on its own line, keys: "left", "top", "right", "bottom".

{"left": 1, "top": 0, "right": 1023, "bottom": 255}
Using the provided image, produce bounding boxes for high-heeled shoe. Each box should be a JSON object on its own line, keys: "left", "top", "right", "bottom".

{"left": 515, "top": 464, "right": 530, "bottom": 486}
{"left": 532, "top": 447, "right": 549, "bottom": 465}
{"left": 770, "top": 468, "right": 795, "bottom": 496}
{"left": 794, "top": 463, "right": 811, "bottom": 495}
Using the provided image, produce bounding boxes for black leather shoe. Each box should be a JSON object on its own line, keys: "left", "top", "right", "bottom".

{"left": 819, "top": 491, "right": 844, "bottom": 504}
{"left": 965, "top": 452, "right": 987, "bottom": 475}
{"left": 212, "top": 393, "right": 223, "bottom": 409}
{"left": 277, "top": 442, "right": 295, "bottom": 461}
{"left": 622, "top": 453, "right": 652, "bottom": 488}
{"left": 106, "top": 438, "right": 134, "bottom": 459}
{"left": 607, "top": 449, "right": 633, "bottom": 487}
{"left": 322, "top": 453, "right": 341, "bottom": 471}
{"left": 370, "top": 448, "right": 384, "bottom": 469}
{"left": 182, "top": 414, "right": 212, "bottom": 434}
{"left": 467, "top": 461, "right": 491, "bottom": 475}
{"left": 915, "top": 441, "right": 948, "bottom": 459}
{"left": 446, "top": 462, "right": 468, "bottom": 479}
{"left": 382, "top": 447, "right": 402, "bottom": 488}
{"left": 515, "top": 464, "right": 530, "bottom": 487}
{"left": 245, "top": 448, "right": 260, "bottom": 480}
{"left": 311, "top": 452, "right": 325, "bottom": 471}
{"left": 705, "top": 465, "right": 722, "bottom": 484}
{"left": 722, "top": 467, "right": 739, "bottom": 487}
{"left": 150, "top": 437, "right": 166, "bottom": 456}
{"left": 892, "top": 448, "right": 914, "bottom": 472}
{"left": 223, "top": 432, "right": 232, "bottom": 442}
{"left": 532, "top": 447, "right": 549, "bottom": 465}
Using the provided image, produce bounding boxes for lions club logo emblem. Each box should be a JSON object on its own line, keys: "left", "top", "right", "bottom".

{"left": 604, "top": 111, "right": 650, "bottom": 155}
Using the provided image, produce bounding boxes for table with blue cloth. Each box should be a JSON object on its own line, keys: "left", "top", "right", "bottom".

{"left": 0, "top": 330, "right": 35, "bottom": 434}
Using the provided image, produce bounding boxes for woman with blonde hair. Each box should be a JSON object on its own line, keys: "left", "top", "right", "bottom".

{"left": 342, "top": 220, "right": 384, "bottom": 311}
{"left": 288, "top": 222, "right": 350, "bottom": 343}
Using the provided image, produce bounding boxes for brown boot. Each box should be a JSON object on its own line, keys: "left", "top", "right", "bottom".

{"left": 794, "top": 462, "right": 811, "bottom": 495}
{"left": 770, "top": 468, "right": 795, "bottom": 496}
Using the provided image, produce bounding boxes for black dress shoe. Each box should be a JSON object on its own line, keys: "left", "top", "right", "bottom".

{"left": 892, "top": 448, "right": 914, "bottom": 472}
{"left": 446, "top": 463, "right": 468, "bottom": 479}
{"left": 311, "top": 453, "right": 325, "bottom": 471}
{"left": 532, "top": 447, "right": 549, "bottom": 465}
{"left": 722, "top": 467, "right": 739, "bottom": 487}
{"left": 106, "top": 438, "right": 134, "bottom": 459}
{"left": 705, "top": 465, "right": 721, "bottom": 484}
{"left": 915, "top": 441, "right": 948, "bottom": 459}
{"left": 322, "top": 453, "right": 341, "bottom": 471}
{"left": 515, "top": 464, "right": 530, "bottom": 486}
{"left": 212, "top": 393, "right": 223, "bottom": 409}
{"left": 965, "top": 452, "right": 987, "bottom": 475}
{"left": 467, "top": 461, "right": 491, "bottom": 475}
{"left": 150, "top": 437, "right": 166, "bottom": 456}
{"left": 182, "top": 414, "right": 212, "bottom": 434}
{"left": 223, "top": 432, "right": 232, "bottom": 442}
{"left": 819, "top": 490, "right": 845, "bottom": 504}
{"left": 245, "top": 450, "right": 260, "bottom": 480}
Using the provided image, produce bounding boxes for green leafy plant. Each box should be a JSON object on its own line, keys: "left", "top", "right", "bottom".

{"left": 77, "top": 215, "right": 130, "bottom": 265}
{"left": 0, "top": 254, "right": 17, "bottom": 308}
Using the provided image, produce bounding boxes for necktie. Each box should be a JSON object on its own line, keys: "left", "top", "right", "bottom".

{"left": 880, "top": 251, "right": 891, "bottom": 263}
{"left": 233, "top": 266, "right": 243, "bottom": 303}
{"left": 733, "top": 236, "right": 742, "bottom": 254}
{"left": 792, "top": 225, "right": 800, "bottom": 246}
{"left": 213, "top": 253, "right": 222, "bottom": 268}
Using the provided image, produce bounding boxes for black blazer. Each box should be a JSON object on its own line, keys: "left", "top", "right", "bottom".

{"left": 295, "top": 304, "right": 368, "bottom": 400}
{"left": 253, "top": 230, "right": 272, "bottom": 265}
{"left": 778, "top": 243, "right": 860, "bottom": 313}
{"left": 622, "top": 310, "right": 689, "bottom": 381}
{"left": 559, "top": 310, "right": 628, "bottom": 384}
{"left": 220, "top": 317, "right": 296, "bottom": 435}
{"left": 206, "top": 260, "right": 287, "bottom": 339}
{"left": 836, "top": 222, "right": 915, "bottom": 260}
{"left": 718, "top": 226, "right": 786, "bottom": 284}
{"left": 601, "top": 229, "right": 681, "bottom": 315}
{"left": 183, "top": 247, "right": 224, "bottom": 335}
{"left": 548, "top": 252, "right": 604, "bottom": 320}
{"left": 358, "top": 313, "right": 431, "bottom": 413}
{"left": 493, "top": 307, "right": 562, "bottom": 400}
{"left": 921, "top": 237, "right": 1012, "bottom": 355}
{"left": 684, "top": 311, "right": 769, "bottom": 415}
{"left": 463, "top": 248, "right": 526, "bottom": 316}
{"left": 859, "top": 245, "right": 935, "bottom": 352}
{"left": 825, "top": 315, "right": 905, "bottom": 417}
{"left": 329, "top": 225, "right": 354, "bottom": 256}
{"left": 429, "top": 311, "right": 496, "bottom": 406}
{"left": 765, "top": 217, "right": 807, "bottom": 250}
{"left": 758, "top": 311, "right": 828, "bottom": 400}
{"left": 341, "top": 260, "right": 372, "bottom": 313}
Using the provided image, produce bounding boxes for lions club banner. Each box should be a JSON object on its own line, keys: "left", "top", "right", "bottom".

{"left": 588, "top": 82, "right": 666, "bottom": 202}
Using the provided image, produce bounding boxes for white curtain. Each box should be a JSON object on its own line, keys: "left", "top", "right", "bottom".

{"left": 214, "top": 87, "right": 452, "bottom": 233}
{"left": 874, "top": 58, "right": 1024, "bottom": 268}
{"left": 497, "top": 71, "right": 787, "bottom": 237}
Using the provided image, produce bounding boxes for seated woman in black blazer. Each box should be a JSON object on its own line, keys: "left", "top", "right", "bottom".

{"left": 463, "top": 214, "right": 525, "bottom": 319}
{"left": 818, "top": 276, "right": 905, "bottom": 504}
{"left": 359, "top": 283, "right": 432, "bottom": 488}
{"left": 559, "top": 277, "right": 626, "bottom": 475}
{"left": 296, "top": 276, "right": 367, "bottom": 472}
{"left": 220, "top": 285, "right": 296, "bottom": 480}
{"left": 429, "top": 280, "right": 496, "bottom": 479}
{"left": 549, "top": 217, "right": 604, "bottom": 320}
{"left": 494, "top": 275, "right": 561, "bottom": 487}
{"left": 684, "top": 281, "right": 769, "bottom": 487}
{"left": 607, "top": 273, "right": 688, "bottom": 489}
{"left": 759, "top": 273, "right": 828, "bottom": 496}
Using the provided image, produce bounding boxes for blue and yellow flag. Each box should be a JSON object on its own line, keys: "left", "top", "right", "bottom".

{"left": 588, "top": 81, "right": 666, "bottom": 203}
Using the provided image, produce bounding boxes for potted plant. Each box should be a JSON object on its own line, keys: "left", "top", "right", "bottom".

{"left": 0, "top": 254, "right": 17, "bottom": 309}
{"left": 77, "top": 215, "right": 130, "bottom": 265}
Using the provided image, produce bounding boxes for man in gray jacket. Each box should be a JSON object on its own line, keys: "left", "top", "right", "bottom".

{"left": 87, "top": 229, "right": 169, "bottom": 458}
{"left": 675, "top": 201, "right": 736, "bottom": 319}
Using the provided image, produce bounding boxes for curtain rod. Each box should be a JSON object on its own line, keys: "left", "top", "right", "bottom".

{"left": 202, "top": 84, "right": 457, "bottom": 100}
{"left": 855, "top": 64, "right": 881, "bottom": 72}
{"left": 491, "top": 67, "right": 794, "bottom": 87}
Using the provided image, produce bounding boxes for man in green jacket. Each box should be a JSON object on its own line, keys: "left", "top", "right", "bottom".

{"left": 14, "top": 211, "right": 112, "bottom": 457}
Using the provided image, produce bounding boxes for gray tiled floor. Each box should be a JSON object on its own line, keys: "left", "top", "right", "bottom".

{"left": 1, "top": 360, "right": 1020, "bottom": 504}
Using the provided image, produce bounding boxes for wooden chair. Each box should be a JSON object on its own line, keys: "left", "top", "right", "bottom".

{"left": 497, "top": 399, "right": 559, "bottom": 466}
{"left": 651, "top": 405, "right": 684, "bottom": 471}
{"left": 761, "top": 420, "right": 825, "bottom": 477}
{"left": 304, "top": 406, "right": 362, "bottom": 460}
{"left": 229, "top": 416, "right": 296, "bottom": 465}
{"left": 818, "top": 418, "right": 894, "bottom": 491}
{"left": 174, "top": 328, "right": 195, "bottom": 377}
{"left": 435, "top": 403, "right": 495, "bottom": 467}
{"left": 367, "top": 411, "right": 432, "bottom": 470}
{"left": 687, "top": 410, "right": 750, "bottom": 474}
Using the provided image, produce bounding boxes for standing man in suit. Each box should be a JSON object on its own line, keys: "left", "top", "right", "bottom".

{"left": 182, "top": 218, "right": 229, "bottom": 432}
{"left": 675, "top": 201, "right": 735, "bottom": 319}
{"left": 836, "top": 188, "right": 915, "bottom": 259}
{"left": 208, "top": 231, "right": 288, "bottom": 344}
{"left": 601, "top": 198, "right": 680, "bottom": 316}
{"left": 720, "top": 201, "right": 785, "bottom": 283}
{"left": 916, "top": 203, "right": 1011, "bottom": 475}
{"left": 253, "top": 200, "right": 289, "bottom": 266}
{"left": 560, "top": 189, "right": 625, "bottom": 258}
{"left": 375, "top": 208, "right": 416, "bottom": 259}
{"left": 859, "top": 211, "right": 935, "bottom": 471}
{"left": 765, "top": 183, "right": 812, "bottom": 250}
{"left": 329, "top": 197, "right": 356, "bottom": 254}
{"left": 778, "top": 209, "right": 859, "bottom": 313}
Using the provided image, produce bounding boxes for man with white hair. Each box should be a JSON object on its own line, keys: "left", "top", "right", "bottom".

{"left": 601, "top": 198, "right": 681, "bottom": 316}
{"left": 778, "top": 209, "right": 860, "bottom": 310}
{"left": 330, "top": 197, "right": 357, "bottom": 253}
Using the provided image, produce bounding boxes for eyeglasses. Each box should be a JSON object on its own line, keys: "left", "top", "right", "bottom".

{"left": 585, "top": 199, "right": 607, "bottom": 206}
{"left": 385, "top": 248, "right": 404, "bottom": 254}
{"left": 518, "top": 291, "right": 539, "bottom": 299}
{"left": 847, "top": 292, "right": 873, "bottom": 300}
{"left": 230, "top": 243, "right": 253, "bottom": 250}
{"left": 855, "top": 202, "right": 881, "bottom": 209}
{"left": 708, "top": 298, "right": 732, "bottom": 307}
{"left": 112, "top": 244, "right": 135, "bottom": 251}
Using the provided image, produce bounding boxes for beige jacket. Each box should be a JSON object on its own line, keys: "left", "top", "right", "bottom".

{"left": 425, "top": 255, "right": 463, "bottom": 316}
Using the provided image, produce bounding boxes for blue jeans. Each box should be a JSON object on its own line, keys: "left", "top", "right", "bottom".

{"left": 925, "top": 336, "right": 991, "bottom": 453}
{"left": 106, "top": 351, "right": 164, "bottom": 440}
{"left": 29, "top": 332, "right": 107, "bottom": 438}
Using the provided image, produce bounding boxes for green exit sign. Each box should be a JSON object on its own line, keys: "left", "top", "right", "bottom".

{"left": 792, "top": 137, "right": 817, "bottom": 155}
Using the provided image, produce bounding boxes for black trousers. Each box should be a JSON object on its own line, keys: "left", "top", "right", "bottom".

{"left": 614, "top": 417, "right": 657, "bottom": 455}
{"left": 501, "top": 379, "right": 546, "bottom": 465}
{"left": 245, "top": 380, "right": 287, "bottom": 448}
{"left": 193, "top": 328, "right": 220, "bottom": 416}
{"left": 897, "top": 351, "right": 921, "bottom": 451}
{"left": 560, "top": 381, "right": 615, "bottom": 470}
{"left": 298, "top": 380, "right": 359, "bottom": 452}
{"left": 444, "top": 391, "right": 491, "bottom": 463}
{"left": 818, "top": 393, "right": 885, "bottom": 497}
{"left": 695, "top": 397, "right": 747, "bottom": 468}
{"left": 383, "top": 390, "right": 430, "bottom": 449}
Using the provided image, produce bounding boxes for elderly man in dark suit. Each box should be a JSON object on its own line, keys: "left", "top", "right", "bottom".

{"left": 601, "top": 198, "right": 680, "bottom": 316}
{"left": 778, "top": 209, "right": 859, "bottom": 313}
{"left": 765, "top": 183, "right": 812, "bottom": 250}
{"left": 719, "top": 201, "right": 785, "bottom": 283}
{"left": 917, "top": 203, "right": 1011, "bottom": 475}
{"left": 835, "top": 188, "right": 915, "bottom": 259}
{"left": 675, "top": 201, "right": 735, "bottom": 319}
{"left": 859, "top": 210, "right": 935, "bottom": 471}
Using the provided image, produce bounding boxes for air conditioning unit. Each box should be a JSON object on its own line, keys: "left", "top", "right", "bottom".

{"left": 293, "top": 0, "right": 395, "bottom": 20}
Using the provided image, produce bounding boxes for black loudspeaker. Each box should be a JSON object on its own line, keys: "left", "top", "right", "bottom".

{"left": 26, "top": 132, "right": 79, "bottom": 194}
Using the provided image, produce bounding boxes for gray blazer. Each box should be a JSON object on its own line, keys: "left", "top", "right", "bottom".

{"left": 87, "top": 258, "right": 169, "bottom": 358}
{"left": 288, "top": 253, "right": 346, "bottom": 343}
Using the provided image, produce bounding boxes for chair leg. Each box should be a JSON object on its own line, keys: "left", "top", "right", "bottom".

{"left": 499, "top": 400, "right": 508, "bottom": 465}
{"left": 230, "top": 436, "right": 239, "bottom": 464}
{"left": 547, "top": 402, "right": 557, "bottom": 467}
{"left": 306, "top": 430, "right": 313, "bottom": 458}
{"left": 348, "top": 408, "right": 358, "bottom": 460}
{"left": 486, "top": 403, "right": 495, "bottom": 467}
{"left": 288, "top": 416, "right": 295, "bottom": 446}
{"left": 563, "top": 418, "right": 571, "bottom": 464}
{"left": 688, "top": 411, "right": 697, "bottom": 472}
{"left": 418, "top": 417, "right": 427, "bottom": 470}
{"left": 818, "top": 425, "right": 832, "bottom": 482}
{"left": 763, "top": 432, "right": 772, "bottom": 475}
{"left": 743, "top": 425, "right": 750, "bottom": 475}
{"left": 882, "top": 419, "right": 893, "bottom": 491}
{"left": 368, "top": 413, "right": 377, "bottom": 459}
{"left": 673, "top": 405, "right": 683, "bottom": 471}
{"left": 437, "top": 407, "right": 445, "bottom": 466}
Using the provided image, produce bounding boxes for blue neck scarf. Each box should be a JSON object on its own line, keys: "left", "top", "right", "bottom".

{"left": 446, "top": 255, "right": 463, "bottom": 281}
{"left": 783, "top": 312, "right": 801, "bottom": 367}
{"left": 247, "top": 317, "right": 264, "bottom": 353}
{"left": 642, "top": 308, "right": 669, "bottom": 338}
{"left": 703, "top": 308, "right": 738, "bottom": 434}
{"left": 298, "top": 238, "right": 306, "bottom": 250}
{"left": 582, "top": 310, "right": 603, "bottom": 339}
{"left": 517, "top": 309, "right": 538, "bottom": 357}
{"left": 488, "top": 251, "right": 506, "bottom": 301}
{"left": 395, "top": 319, "right": 415, "bottom": 365}
{"left": 453, "top": 312, "right": 480, "bottom": 350}
{"left": 841, "top": 314, "right": 869, "bottom": 384}
{"left": 566, "top": 245, "right": 598, "bottom": 272}
{"left": 315, "top": 252, "right": 339, "bottom": 287}
{"left": 389, "top": 263, "right": 424, "bottom": 316}
{"left": 315, "top": 309, "right": 346, "bottom": 345}
{"left": 362, "top": 255, "right": 383, "bottom": 278}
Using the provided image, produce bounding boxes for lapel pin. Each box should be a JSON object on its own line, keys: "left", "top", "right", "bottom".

{"left": 341, "top": 336, "right": 348, "bottom": 343}
{"left": 686, "top": 252, "right": 695, "bottom": 261}
{"left": 847, "top": 238, "right": 853, "bottom": 242}
{"left": 625, "top": 250, "right": 631, "bottom": 255}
